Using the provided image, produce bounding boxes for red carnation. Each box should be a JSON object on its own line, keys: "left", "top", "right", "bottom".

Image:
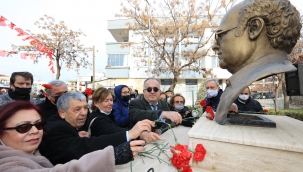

{"left": 205, "top": 106, "right": 215, "bottom": 120}
{"left": 193, "top": 144, "right": 206, "bottom": 162}
{"left": 195, "top": 144, "right": 206, "bottom": 153}
{"left": 200, "top": 100, "right": 206, "bottom": 107}
{"left": 181, "top": 165, "right": 193, "bottom": 172}
{"left": 170, "top": 144, "right": 192, "bottom": 170}
{"left": 42, "top": 84, "right": 53, "bottom": 89}
{"left": 85, "top": 88, "right": 93, "bottom": 96}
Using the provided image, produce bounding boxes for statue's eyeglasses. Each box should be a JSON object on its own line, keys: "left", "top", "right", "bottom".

{"left": 144, "top": 87, "right": 159, "bottom": 92}
{"left": 215, "top": 27, "right": 237, "bottom": 41}
{"left": 3, "top": 121, "right": 46, "bottom": 134}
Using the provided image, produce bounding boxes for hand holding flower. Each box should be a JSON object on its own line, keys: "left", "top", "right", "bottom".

{"left": 128, "top": 119, "right": 154, "bottom": 140}
{"left": 130, "top": 140, "right": 146, "bottom": 158}
{"left": 140, "top": 131, "right": 161, "bottom": 142}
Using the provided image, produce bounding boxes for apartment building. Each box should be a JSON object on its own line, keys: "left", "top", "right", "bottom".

{"left": 104, "top": 18, "right": 232, "bottom": 105}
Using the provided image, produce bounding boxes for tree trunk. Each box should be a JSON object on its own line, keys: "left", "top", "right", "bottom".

{"left": 281, "top": 74, "right": 289, "bottom": 109}
{"left": 56, "top": 58, "right": 61, "bottom": 79}
{"left": 274, "top": 89, "right": 279, "bottom": 114}
{"left": 169, "top": 73, "right": 179, "bottom": 92}
{"left": 273, "top": 74, "right": 283, "bottom": 114}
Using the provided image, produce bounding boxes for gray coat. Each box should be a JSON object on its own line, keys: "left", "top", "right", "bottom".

{"left": 0, "top": 93, "right": 36, "bottom": 106}
{"left": 0, "top": 145, "right": 115, "bottom": 172}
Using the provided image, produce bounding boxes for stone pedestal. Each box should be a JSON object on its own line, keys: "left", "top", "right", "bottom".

{"left": 188, "top": 115, "right": 303, "bottom": 172}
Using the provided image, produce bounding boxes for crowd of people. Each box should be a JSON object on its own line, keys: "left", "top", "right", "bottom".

{"left": 0, "top": 71, "right": 266, "bottom": 171}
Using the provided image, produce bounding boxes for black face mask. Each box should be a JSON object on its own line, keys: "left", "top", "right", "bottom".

{"left": 54, "top": 96, "right": 61, "bottom": 104}
{"left": 13, "top": 86, "right": 31, "bottom": 96}
{"left": 121, "top": 95, "right": 131, "bottom": 102}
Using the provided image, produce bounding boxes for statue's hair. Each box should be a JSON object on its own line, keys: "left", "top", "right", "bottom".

{"left": 236, "top": 0, "right": 302, "bottom": 53}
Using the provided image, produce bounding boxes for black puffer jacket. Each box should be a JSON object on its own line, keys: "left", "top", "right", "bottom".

{"left": 234, "top": 97, "right": 264, "bottom": 113}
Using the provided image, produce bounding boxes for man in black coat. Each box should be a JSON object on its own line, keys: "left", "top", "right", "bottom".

{"left": 129, "top": 78, "right": 182, "bottom": 128}
{"left": 36, "top": 80, "right": 67, "bottom": 121}
{"left": 39, "top": 91, "right": 153, "bottom": 165}
{"left": 203, "top": 78, "right": 237, "bottom": 112}
{"left": 0, "top": 71, "right": 36, "bottom": 106}
{"left": 234, "top": 87, "right": 264, "bottom": 113}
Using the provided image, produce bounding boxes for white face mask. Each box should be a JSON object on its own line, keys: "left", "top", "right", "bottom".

{"left": 206, "top": 89, "right": 218, "bottom": 98}
{"left": 167, "top": 98, "right": 171, "bottom": 103}
{"left": 0, "top": 139, "right": 6, "bottom": 146}
{"left": 239, "top": 94, "right": 249, "bottom": 101}
{"left": 174, "top": 104, "right": 184, "bottom": 110}
{"left": 88, "top": 100, "right": 92, "bottom": 107}
{"left": 96, "top": 103, "right": 112, "bottom": 115}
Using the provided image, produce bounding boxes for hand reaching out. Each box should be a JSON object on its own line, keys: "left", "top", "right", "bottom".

{"left": 139, "top": 131, "right": 161, "bottom": 142}
{"left": 161, "top": 111, "right": 182, "bottom": 124}
{"left": 78, "top": 131, "right": 90, "bottom": 138}
{"left": 128, "top": 119, "right": 155, "bottom": 140}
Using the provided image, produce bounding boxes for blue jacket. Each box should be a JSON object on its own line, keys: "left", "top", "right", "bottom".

{"left": 113, "top": 85, "right": 130, "bottom": 128}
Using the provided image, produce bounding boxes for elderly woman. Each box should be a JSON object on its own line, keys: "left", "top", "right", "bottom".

{"left": 88, "top": 87, "right": 161, "bottom": 142}
{"left": 0, "top": 101, "right": 132, "bottom": 171}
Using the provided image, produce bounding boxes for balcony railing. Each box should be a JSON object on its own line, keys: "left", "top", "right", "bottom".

{"left": 106, "top": 42, "right": 130, "bottom": 54}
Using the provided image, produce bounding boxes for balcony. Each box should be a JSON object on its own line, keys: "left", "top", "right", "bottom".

{"left": 106, "top": 42, "right": 130, "bottom": 54}
{"left": 105, "top": 66, "right": 130, "bottom": 78}
{"left": 108, "top": 19, "right": 132, "bottom": 42}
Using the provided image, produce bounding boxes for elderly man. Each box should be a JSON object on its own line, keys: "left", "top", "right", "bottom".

{"left": 37, "top": 80, "right": 68, "bottom": 121}
{"left": 39, "top": 91, "right": 153, "bottom": 165}
{"left": 0, "top": 72, "right": 35, "bottom": 106}
{"left": 203, "top": 78, "right": 237, "bottom": 112}
{"left": 234, "top": 87, "right": 263, "bottom": 113}
{"left": 213, "top": 0, "right": 301, "bottom": 124}
{"left": 203, "top": 78, "right": 224, "bottom": 112}
{"left": 129, "top": 78, "right": 182, "bottom": 131}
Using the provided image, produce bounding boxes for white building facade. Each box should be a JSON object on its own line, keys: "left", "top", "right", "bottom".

{"left": 104, "top": 18, "right": 231, "bottom": 106}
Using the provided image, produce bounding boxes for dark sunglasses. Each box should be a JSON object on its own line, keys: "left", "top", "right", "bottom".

{"left": 175, "top": 101, "right": 183, "bottom": 103}
{"left": 3, "top": 121, "right": 47, "bottom": 134}
{"left": 144, "top": 87, "right": 159, "bottom": 92}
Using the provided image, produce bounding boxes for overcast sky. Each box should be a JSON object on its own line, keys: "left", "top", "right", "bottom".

{"left": 0, "top": 0, "right": 302, "bottom": 82}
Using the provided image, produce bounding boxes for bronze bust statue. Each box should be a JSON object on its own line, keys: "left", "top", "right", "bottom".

{"left": 212, "top": 0, "right": 302, "bottom": 125}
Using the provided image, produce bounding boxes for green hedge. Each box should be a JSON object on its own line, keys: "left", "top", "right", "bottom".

{"left": 267, "top": 109, "right": 303, "bottom": 121}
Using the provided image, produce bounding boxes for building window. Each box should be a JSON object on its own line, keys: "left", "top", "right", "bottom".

{"left": 212, "top": 57, "right": 218, "bottom": 67}
{"left": 185, "top": 79, "right": 197, "bottom": 85}
{"left": 107, "top": 54, "right": 125, "bottom": 66}
{"left": 161, "top": 79, "right": 172, "bottom": 85}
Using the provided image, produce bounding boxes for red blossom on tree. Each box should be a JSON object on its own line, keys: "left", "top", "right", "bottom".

{"left": 200, "top": 99, "right": 206, "bottom": 107}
